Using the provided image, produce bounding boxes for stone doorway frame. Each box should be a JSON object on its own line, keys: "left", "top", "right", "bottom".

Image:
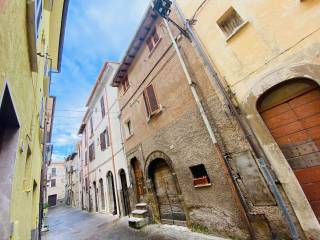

{"left": 240, "top": 63, "right": 320, "bottom": 238}
{"left": 144, "top": 151, "right": 186, "bottom": 224}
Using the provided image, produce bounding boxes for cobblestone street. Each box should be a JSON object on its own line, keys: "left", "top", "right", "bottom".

{"left": 42, "top": 206, "right": 229, "bottom": 240}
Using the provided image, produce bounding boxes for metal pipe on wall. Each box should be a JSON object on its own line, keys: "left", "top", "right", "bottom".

{"left": 171, "top": 2, "right": 299, "bottom": 239}
{"left": 163, "top": 18, "right": 257, "bottom": 239}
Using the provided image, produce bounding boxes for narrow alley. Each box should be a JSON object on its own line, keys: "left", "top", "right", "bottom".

{"left": 1, "top": 0, "right": 320, "bottom": 240}
{"left": 42, "top": 205, "right": 229, "bottom": 240}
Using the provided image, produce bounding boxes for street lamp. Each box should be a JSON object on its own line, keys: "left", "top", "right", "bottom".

{"left": 152, "top": 0, "right": 190, "bottom": 40}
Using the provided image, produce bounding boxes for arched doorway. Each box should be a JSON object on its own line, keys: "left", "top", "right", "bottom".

{"left": 119, "top": 169, "right": 130, "bottom": 215}
{"left": 148, "top": 158, "right": 186, "bottom": 224}
{"left": 257, "top": 78, "right": 320, "bottom": 221}
{"left": 131, "top": 157, "right": 144, "bottom": 202}
{"left": 0, "top": 85, "right": 20, "bottom": 239}
{"left": 99, "top": 178, "right": 105, "bottom": 210}
{"left": 93, "top": 181, "right": 98, "bottom": 212}
{"left": 107, "top": 171, "right": 117, "bottom": 215}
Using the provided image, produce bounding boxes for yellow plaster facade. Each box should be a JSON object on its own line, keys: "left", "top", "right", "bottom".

{"left": 0, "top": 1, "right": 68, "bottom": 239}
{"left": 175, "top": 0, "right": 320, "bottom": 239}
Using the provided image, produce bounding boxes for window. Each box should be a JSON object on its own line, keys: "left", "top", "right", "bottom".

{"left": 217, "top": 7, "right": 245, "bottom": 39}
{"left": 147, "top": 28, "right": 160, "bottom": 52}
{"left": 89, "top": 143, "right": 95, "bottom": 161}
{"left": 143, "top": 84, "right": 159, "bottom": 117}
{"left": 105, "top": 128, "right": 110, "bottom": 147}
{"left": 189, "top": 164, "right": 211, "bottom": 187}
{"left": 124, "top": 120, "right": 133, "bottom": 139}
{"left": 51, "top": 179, "right": 56, "bottom": 187}
{"left": 100, "top": 131, "right": 106, "bottom": 151}
{"left": 85, "top": 151, "right": 88, "bottom": 166}
{"left": 85, "top": 178, "right": 89, "bottom": 192}
{"left": 90, "top": 117, "right": 94, "bottom": 136}
{"left": 122, "top": 76, "right": 130, "bottom": 92}
{"left": 100, "top": 97, "right": 105, "bottom": 118}
{"left": 51, "top": 168, "right": 56, "bottom": 176}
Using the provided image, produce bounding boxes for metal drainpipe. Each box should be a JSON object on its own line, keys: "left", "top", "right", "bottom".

{"left": 171, "top": 2, "right": 299, "bottom": 239}
{"left": 163, "top": 19, "right": 257, "bottom": 239}
{"left": 104, "top": 87, "right": 122, "bottom": 217}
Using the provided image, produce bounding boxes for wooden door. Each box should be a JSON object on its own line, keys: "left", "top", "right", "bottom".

{"left": 120, "top": 170, "right": 131, "bottom": 215}
{"left": 260, "top": 85, "right": 320, "bottom": 221}
{"left": 48, "top": 194, "right": 57, "bottom": 207}
{"left": 153, "top": 161, "right": 186, "bottom": 224}
{"left": 132, "top": 159, "right": 144, "bottom": 199}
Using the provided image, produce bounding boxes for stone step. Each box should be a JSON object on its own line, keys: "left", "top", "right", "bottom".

{"left": 131, "top": 209, "right": 148, "bottom": 218}
{"left": 135, "top": 203, "right": 147, "bottom": 210}
{"left": 128, "top": 217, "right": 147, "bottom": 229}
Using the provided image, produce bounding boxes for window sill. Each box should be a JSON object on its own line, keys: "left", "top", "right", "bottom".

{"left": 148, "top": 38, "right": 162, "bottom": 58}
{"left": 225, "top": 21, "right": 249, "bottom": 42}
{"left": 125, "top": 133, "right": 134, "bottom": 141}
{"left": 146, "top": 105, "right": 163, "bottom": 123}
{"left": 194, "top": 183, "right": 212, "bottom": 188}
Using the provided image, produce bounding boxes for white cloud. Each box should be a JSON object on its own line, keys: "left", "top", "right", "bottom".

{"left": 51, "top": 0, "right": 150, "bottom": 158}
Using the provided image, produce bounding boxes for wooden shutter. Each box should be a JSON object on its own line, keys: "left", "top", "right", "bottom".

{"left": 147, "top": 37, "right": 154, "bottom": 52}
{"left": 146, "top": 84, "right": 159, "bottom": 113}
{"left": 105, "top": 128, "right": 110, "bottom": 147}
{"left": 100, "top": 132, "right": 106, "bottom": 151}
{"left": 143, "top": 91, "right": 151, "bottom": 116}
{"left": 153, "top": 29, "right": 159, "bottom": 44}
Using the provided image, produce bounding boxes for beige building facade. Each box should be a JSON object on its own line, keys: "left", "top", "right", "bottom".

{"left": 65, "top": 152, "right": 81, "bottom": 208}
{"left": 47, "top": 162, "right": 65, "bottom": 207}
{"left": 172, "top": 0, "right": 320, "bottom": 239}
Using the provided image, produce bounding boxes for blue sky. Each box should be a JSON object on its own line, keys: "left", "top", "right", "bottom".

{"left": 51, "top": 0, "right": 150, "bottom": 162}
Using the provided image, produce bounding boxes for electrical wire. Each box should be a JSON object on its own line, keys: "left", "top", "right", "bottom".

{"left": 189, "top": 0, "right": 208, "bottom": 22}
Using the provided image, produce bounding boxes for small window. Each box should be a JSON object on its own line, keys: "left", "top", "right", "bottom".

{"left": 100, "top": 97, "right": 105, "bottom": 118}
{"left": 189, "top": 164, "right": 211, "bottom": 187}
{"left": 124, "top": 120, "right": 133, "bottom": 139}
{"left": 217, "top": 7, "right": 245, "bottom": 39}
{"left": 143, "top": 84, "right": 159, "bottom": 117}
{"left": 146, "top": 28, "right": 160, "bottom": 52}
{"left": 85, "top": 151, "right": 88, "bottom": 165}
{"left": 51, "top": 168, "right": 56, "bottom": 176}
{"left": 122, "top": 76, "right": 130, "bottom": 92}
{"left": 100, "top": 131, "right": 106, "bottom": 151}
{"left": 89, "top": 143, "right": 95, "bottom": 161}
{"left": 51, "top": 179, "right": 56, "bottom": 187}
{"left": 105, "top": 128, "right": 110, "bottom": 147}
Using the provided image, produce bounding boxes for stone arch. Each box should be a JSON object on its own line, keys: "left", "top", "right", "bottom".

{"left": 145, "top": 151, "right": 186, "bottom": 224}
{"left": 144, "top": 151, "right": 179, "bottom": 189}
{"left": 99, "top": 178, "right": 105, "bottom": 210}
{"left": 0, "top": 83, "right": 20, "bottom": 239}
{"left": 106, "top": 171, "right": 117, "bottom": 215}
{"left": 240, "top": 63, "right": 320, "bottom": 237}
{"left": 119, "top": 169, "right": 130, "bottom": 215}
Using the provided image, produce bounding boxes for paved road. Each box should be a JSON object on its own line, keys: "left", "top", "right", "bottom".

{"left": 42, "top": 205, "right": 229, "bottom": 240}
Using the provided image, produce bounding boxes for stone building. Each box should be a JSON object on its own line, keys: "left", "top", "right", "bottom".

{"left": 47, "top": 162, "right": 66, "bottom": 207}
{"left": 111, "top": 2, "right": 320, "bottom": 239}
{"left": 0, "top": 0, "right": 68, "bottom": 239}
{"left": 112, "top": 5, "right": 252, "bottom": 239}
{"left": 65, "top": 152, "right": 81, "bottom": 207}
{"left": 78, "top": 62, "right": 130, "bottom": 217}
{"left": 172, "top": 0, "right": 320, "bottom": 239}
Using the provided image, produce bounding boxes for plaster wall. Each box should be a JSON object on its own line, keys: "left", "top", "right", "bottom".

{"left": 175, "top": 1, "right": 320, "bottom": 238}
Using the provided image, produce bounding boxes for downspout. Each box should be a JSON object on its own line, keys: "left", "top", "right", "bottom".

{"left": 163, "top": 19, "right": 256, "bottom": 239}
{"left": 104, "top": 87, "right": 122, "bottom": 217}
{"left": 171, "top": 2, "right": 299, "bottom": 239}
